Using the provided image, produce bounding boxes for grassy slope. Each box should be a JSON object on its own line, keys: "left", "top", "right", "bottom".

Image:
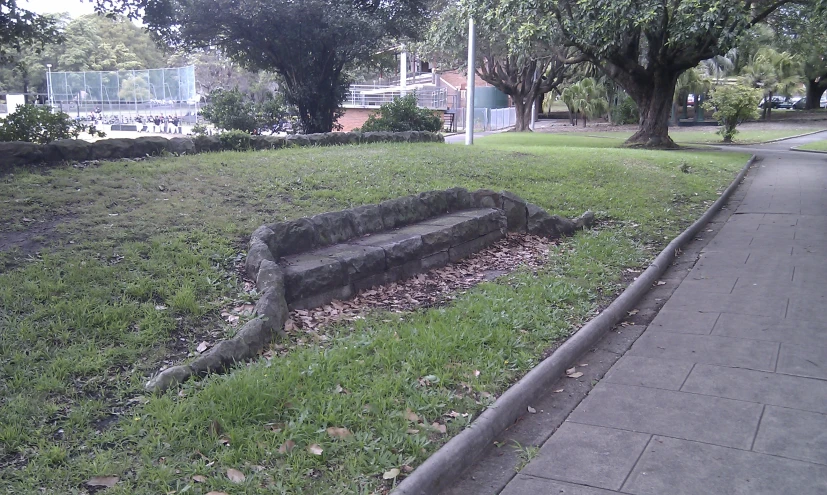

{"left": 0, "top": 135, "right": 747, "bottom": 494}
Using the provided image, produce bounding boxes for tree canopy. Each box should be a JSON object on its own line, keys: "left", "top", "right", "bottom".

{"left": 425, "top": 0, "right": 573, "bottom": 131}
{"left": 0, "top": 0, "right": 61, "bottom": 64}
{"left": 492, "top": 0, "right": 820, "bottom": 147}
{"left": 127, "top": 0, "right": 429, "bottom": 134}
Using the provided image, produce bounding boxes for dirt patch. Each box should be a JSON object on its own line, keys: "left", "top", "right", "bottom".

{"left": 0, "top": 215, "right": 74, "bottom": 255}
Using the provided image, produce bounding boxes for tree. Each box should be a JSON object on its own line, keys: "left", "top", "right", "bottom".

{"left": 0, "top": 0, "right": 61, "bottom": 64}
{"left": 516, "top": 0, "right": 815, "bottom": 147}
{"left": 118, "top": 74, "right": 151, "bottom": 101}
{"left": 424, "top": 0, "right": 573, "bottom": 131}
{"left": 201, "top": 88, "right": 288, "bottom": 134}
{"left": 672, "top": 67, "right": 711, "bottom": 125}
{"left": 703, "top": 84, "right": 761, "bottom": 142}
{"left": 128, "top": 0, "right": 428, "bottom": 134}
{"left": 740, "top": 48, "right": 801, "bottom": 119}
{"left": 770, "top": 5, "right": 827, "bottom": 110}
{"left": 560, "top": 77, "right": 608, "bottom": 126}
{"left": 359, "top": 93, "right": 443, "bottom": 132}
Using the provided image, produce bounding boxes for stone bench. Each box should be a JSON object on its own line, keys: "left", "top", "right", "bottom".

{"left": 245, "top": 188, "right": 593, "bottom": 313}
{"left": 145, "top": 187, "right": 593, "bottom": 392}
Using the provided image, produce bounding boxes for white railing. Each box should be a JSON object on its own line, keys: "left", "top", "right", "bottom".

{"left": 453, "top": 107, "right": 517, "bottom": 132}
{"left": 343, "top": 87, "right": 448, "bottom": 109}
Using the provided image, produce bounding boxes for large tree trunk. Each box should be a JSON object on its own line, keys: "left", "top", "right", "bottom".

{"left": 805, "top": 79, "right": 827, "bottom": 110}
{"left": 624, "top": 71, "right": 679, "bottom": 148}
{"left": 513, "top": 97, "right": 533, "bottom": 131}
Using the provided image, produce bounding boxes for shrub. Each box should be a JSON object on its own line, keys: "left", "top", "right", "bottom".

{"left": 0, "top": 105, "right": 105, "bottom": 144}
{"left": 359, "top": 93, "right": 442, "bottom": 132}
{"left": 191, "top": 123, "right": 208, "bottom": 136}
{"left": 611, "top": 95, "right": 640, "bottom": 125}
{"left": 218, "top": 129, "right": 252, "bottom": 151}
{"left": 702, "top": 85, "right": 762, "bottom": 143}
{"left": 201, "top": 88, "right": 289, "bottom": 134}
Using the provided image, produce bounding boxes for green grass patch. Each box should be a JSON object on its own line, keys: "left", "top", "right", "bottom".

{"left": 797, "top": 138, "right": 827, "bottom": 152}
{"left": 0, "top": 136, "right": 747, "bottom": 493}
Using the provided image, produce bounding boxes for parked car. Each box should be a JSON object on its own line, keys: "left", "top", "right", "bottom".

{"left": 793, "top": 95, "right": 827, "bottom": 109}
{"left": 759, "top": 96, "right": 788, "bottom": 109}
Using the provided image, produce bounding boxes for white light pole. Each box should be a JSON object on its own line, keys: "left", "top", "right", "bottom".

{"left": 45, "top": 64, "right": 52, "bottom": 111}
{"left": 465, "top": 17, "right": 476, "bottom": 145}
{"left": 400, "top": 49, "right": 407, "bottom": 96}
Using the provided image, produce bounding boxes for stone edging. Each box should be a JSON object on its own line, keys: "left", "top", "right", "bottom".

{"left": 392, "top": 156, "right": 758, "bottom": 494}
{"left": 145, "top": 188, "right": 594, "bottom": 393}
{"left": 0, "top": 130, "right": 444, "bottom": 170}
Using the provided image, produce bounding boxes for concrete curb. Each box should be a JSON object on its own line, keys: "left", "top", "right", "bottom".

{"left": 760, "top": 128, "right": 827, "bottom": 144}
{"left": 790, "top": 146, "right": 827, "bottom": 155}
{"left": 393, "top": 155, "right": 758, "bottom": 495}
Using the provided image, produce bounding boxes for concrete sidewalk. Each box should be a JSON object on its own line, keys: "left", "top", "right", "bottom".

{"left": 494, "top": 133, "right": 827, "bottom": 494}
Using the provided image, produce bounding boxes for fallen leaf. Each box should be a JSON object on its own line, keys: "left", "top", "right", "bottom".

{"left": 627, "top": 309, "right": 639, "bottom": 316}
{"left": 553, "top": 389, "right": 565, "bottom": 393}
{"left": 307, "top": 444, "right": 323, "bottom": 455}
{"left": 383, "top": 468, "right": 401, "bottom": 480}
{"left": 566, "top": 367, "right": 576, "bottom": 375}
{"left": 206, "top": 492, "right": 229, "bottom": 495}
{"left": 567, "top": 372, "right": 584, "bottom": 378}
{"left": 196, "top": 341, "right": 210, "bottom": 353}
{"left": 326, "top": 427, "right": 352, "bottom": 439}
{"left": 250, "top": 465, "right": 265, "bottom": 472}
{"left": 404, "top": 408, "right": 419, "bottom": 422}
{"left": 406, "top": 428, "right": 420, "bottom": 434}
{"left": 226, "top": 468, "right": 245, "bottom": 483}
{"left": 656, "top": 281, "right": 667, "bottom": 286}
{"left": 431, "top": 422, "right": 447, "bottom": 434}
{"left": 278, "top": 440, "right": 296, "bottom": 453}
{"left": 192, "top": 475, "right": 206, "bottom": 483}
{"left": 401, "top": 465, "right": 414, "bottom": 473}
{"left": 527, "top": 406, "right": 537, "bottom": 414}
{"left": 87, "top": 476, "right": 119, "bottom": 488}
{"left": 155, "top": 304, "right": 167, "bottom": 310}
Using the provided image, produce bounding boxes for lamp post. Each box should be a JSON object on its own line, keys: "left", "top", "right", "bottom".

{"left": 465, "top": 17, "right": 476, "bottom": 145}
{"left": 45, "top": 64, "right": 52, "bottom": 112}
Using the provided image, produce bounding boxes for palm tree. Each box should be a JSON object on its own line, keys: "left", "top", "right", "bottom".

{"left": 673, "top": 67, "right": 712, "bottom": 124}
{"left": 560, "top": 78, "right": 608, "bottom": 127}
{"left": 702, "top": 48, "right": 738, "bottom": 84}
{"left": 740, "top": 48, "right": 802, "bottom": 120}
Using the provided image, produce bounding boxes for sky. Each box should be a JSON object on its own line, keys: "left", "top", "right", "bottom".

{"left": 22, "top": 0, "right": 97, "bottom": 18}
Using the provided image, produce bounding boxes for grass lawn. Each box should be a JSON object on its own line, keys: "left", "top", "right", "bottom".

{"left": 581, "top": 126, "right": 822, "bottom": 145}
{"left": 797, "top": 138, "right": 827, "bottom": 152}
{"left": 0, "top": 135, "right": 748, "bottom": 494}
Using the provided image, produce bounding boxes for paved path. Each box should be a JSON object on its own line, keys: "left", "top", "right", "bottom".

{"left": 498, "top": 132, "right": 827, "bottom": 494}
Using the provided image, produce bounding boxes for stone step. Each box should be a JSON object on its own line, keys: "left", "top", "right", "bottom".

{"left": 282, "top": 208, "right": 506, "bottom": 309}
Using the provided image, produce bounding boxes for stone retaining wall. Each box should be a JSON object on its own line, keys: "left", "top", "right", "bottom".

{"left": 145, "top": 188, "right": 594, "bottom": 393}
{"left": 0, "top": 130, "right": 444, "bottom": 171}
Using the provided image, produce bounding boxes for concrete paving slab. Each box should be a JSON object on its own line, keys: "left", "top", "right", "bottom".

{"left": 645, "top": 308, "right": 718, "bottom": 335}
{"left": 753, "top": 406, "right": 827, "bottom": 465}
{"left": 520, "top": 422, "right": 650, "bottom": 490}
{"left": 602, "top": 356, "right": 694, "bottom": 390}
{"left": 500, "top": 476, "right": 622, "bottom": 495}
{"left": 668, "top": 275, "right": 737, "bottom": 295}
{"left": 659, "top": 290, "right": 788, "bottom": 318}
{"left": 711, "top": 312, "right": 824, "bottom": 346}
{"left": 623, "top": 436, "right": 827, "bottom": 495}
{"left": 568, "top": 383, "right": 763, "bottom": 449}
{"left": 787, "top": 293, "right": 827, "bottom": 321}
{"left": 681, "top": 364, "right": 827, "bottom": 414}
{"left": 777, "top": 343, "right": 827, "bottom": 379}
{"left": 628, "top": 331, "right": 779, "bottom": 371}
